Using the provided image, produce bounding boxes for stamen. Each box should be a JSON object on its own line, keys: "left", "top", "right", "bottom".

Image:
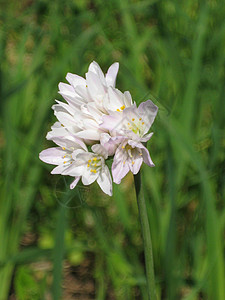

{"left": 93, "top": 157, "right": 97, "bottom": 161}
{"left": 63, "top": 155, "right": 66, "bottom": 158}
{"left": 139, "top": 153, "right": 142, "bottom": 156}
{"left": 117, "top": 109, "right": 120, "bottom": 112}
{"left": 128, "top": 123, "right": 130, "bottom": 125}
{"left": 139, "top": 118, "right": 142, "bottom": 121}
{"left": 62, "top": 147, "right": 66, "bottom": 150}
{"left": 87, "top": 164, "right": 90, "bottom": 167}
{"left": 63, "top": 161, "right": 66, "bottom": 164}
{"left": 142, "top": 122, "right": 144, "bottom": 125}
{"left": 123, "top": 161, "right": 125, "bottom": 165}
{"left": 61, "top": 124, "right": 64, "bottom": 127}
{"left": 132, "top": 118, "right": 135, "bottom": 121}
{"left": 88, "top": 159, "right": 91, "bottom": 163}
{"left": 122, "top": 146, "right": 125, "bottom": 149}
{"left": 132, "top": 161, "right": 135, "bottom": 165}
{"left": 120, "top": 105, "right": 125, "bottom": 110}
{"left": 91, "top": 169, "right": 97, "bottom": 173}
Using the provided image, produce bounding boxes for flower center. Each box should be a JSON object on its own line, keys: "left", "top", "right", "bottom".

{"left": 87, "top": 156, "right": 102, "bottom": 173}
{"left": 126, "top": 117, "right": 145, "bottom": 136}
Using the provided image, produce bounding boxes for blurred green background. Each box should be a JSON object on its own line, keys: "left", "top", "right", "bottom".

{"left": 0, "top": 0, "right": 224, "bottom": 299}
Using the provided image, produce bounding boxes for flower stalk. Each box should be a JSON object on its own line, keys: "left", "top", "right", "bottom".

{"left": 134, "top": 171, "right": 156, "bottom": 300}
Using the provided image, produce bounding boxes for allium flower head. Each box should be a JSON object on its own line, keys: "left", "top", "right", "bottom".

{"left": 39, "top": 61, "right": 158, "bottom": 196}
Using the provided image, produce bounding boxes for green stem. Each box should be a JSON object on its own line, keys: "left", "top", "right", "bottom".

{"left": 134, "top": 172, "right": 156, "bottom": 300}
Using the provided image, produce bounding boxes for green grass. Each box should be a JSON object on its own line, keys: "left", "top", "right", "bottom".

{"left": 0, "top": 0, "right": 224, "bottom": 299}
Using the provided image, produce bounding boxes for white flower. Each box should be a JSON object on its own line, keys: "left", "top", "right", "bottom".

{"left": 39, "top": 135, "right": 112, "bottom": 196}
{"left": 62, "top": 144, "right": 112, "bottom": 196}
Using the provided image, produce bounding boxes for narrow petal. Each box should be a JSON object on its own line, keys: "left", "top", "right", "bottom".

{"left": 70, "top": 177, "right": 81, "bottom": 189}
{"left": 97, "top": 166, "right": 112, "bottom": 196}
{"left": 66, "top": 73, "right": 86, "bottom": 88}
{"left": 39, "top": 148, "right": 65, "bottom": 165}
{"left": 112, "top": 148, "right": 129, "bottom": 184}
{"left": 105, "top": 62, "right": 119, "bottom": 87}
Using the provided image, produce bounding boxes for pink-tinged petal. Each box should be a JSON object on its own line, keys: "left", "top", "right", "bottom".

{"left": 124, "top": 91, "right": 133, "bottom": 106}
{"left": 70, "top": 177, "right": 81, "bottom": 189}
{"left": 138, "top": 100, "right": 158, "bottom": 133}
{"left": 46, "top": 126, "right": 68, "bottom": 140}
{"left": 140, "top": 132, "right": 154, "bottom": 142}
{"left": 51, "top": 164, "right": 67, "bottom": 174}
{"left": 86, "top": 71, "right": 105, "bottom": 98}
{"left": 53, "top": 100, "right": 77, "bottom": 115}
{"left": 54, "top": 111, "right": 78, "bottom": 131}
{"left": 88, "top": 61, "right": 106, "bottom": 85}
{"left": 75, "top": 85, "right": 92, "bottom": 102}
{"left": 39, "top": 148, "right": 65, "bottom": 165}
{"left": 66, "top": 73, "right": 86, "bottom": 88}
{"left": 112, "top": 148, "right": 129, "bottom": 184}
{"left": 62, "top": 163, "right": 85, "bottom": 176}
{"left": 74, "top": 129, "right": 101, "bottom": 141}
{"left": 52, "top": 136, "right": 87, "bottom": 151}
{"left": 100, "top": 133, "right": 125, "bottom": 156}
{"left": 101, "top": 113, "right": 122, "bottom": 132}
{"left": 129, "top": 153, "right": 143, "bottom": 175}
{"left": 91, "top": 144, "right": 108, "bottom": 159}
{"left": 58, "top": 82, "right": 75, "bottom": 94}
{"left": 97, "top": 166, "right": 112, "bottom": 196}
{"left": 141, "top": 146, "right": 155, "bottom": 167}
{"left": 105, "top": 62, "right": 119, "bottom": 87}
{"left": 82, "top": 167, "right": 99, "bottom": 185}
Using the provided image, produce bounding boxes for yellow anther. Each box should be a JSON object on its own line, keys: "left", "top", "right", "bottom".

{"left": 117, "top": 109, "right": 120, "bottom": 112}
{"left": 61, "top": 124, "right": 64, "bottom": 127}
{"left": 88, "top": 159, "right": 91, "bottom": 163}
{"left": 70, "top": 162, "right": 72, "bottom": 164}
{"left": 63, "top": 155, "right": 66, "bottom": 158}
{"left": 139, "top": 118, "right": 142, "bottom": 121}
{"left": 93, "top": 157, "right": 97, "bottom": 161}
{"left": 128, "top": 123, "right": 130, "bottom": 125}
{"left": 142, "top": 122, "right": 145, "bottom": 125}
{"left": 94, "top": 163, "right": 97, "bottom": 167}
{"left": 120, "top": 105, "right": 125, "bottom": 110}
{"left": 122, "top": 146, "right": 125, "bottom": 149}
{"left": 86, "top": 85, "right": 88, "bottom": 87}
{"left": 62, "top": 147, "right": 66, "bottom": 150}
{"left": 91, "top": 169, "right": 97, "bottom": 173}
{"left": 139, "top": 153, "right": 142, "bottom": 156}
{"left": 123, "top": 161, "right": 125, "bottom": 165}
{"left": 87, "top": 164, "right": 90, "bottom": 167}
{"left": 132, "top": 161, "right": 135, "bottom": 165}
{"left": 132, "top": 118, "right": 135, "bottom": 121}
{"left": 63, "top": 161, "right": 66, "bottom": 164}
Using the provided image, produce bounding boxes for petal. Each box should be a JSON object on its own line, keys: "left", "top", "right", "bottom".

{"left": 141, "top": 146, "right": 155, "bottom": 167}
{"left": 66, "top": 73, "right": 86, "bottom": 88}
{"left": 74, "top": 129, "right": 101, "bottom": 141}
{"left": 137, "top": 100, "right": 158, "bottom": 133}
{"left": 62, "top": 162, "right": 85, "bottom": 176}
{"left": 97, "top": 166, "right": 112, "bottom": 196}
{"left": 82, "top": 166, "right": 99, "bottom": 185}
{"left": 70, "top": 176, "right": 81, "bottom": 189}
{"left": 39, "top": 148, "right": 65, "bottom": 165}
{"left": 51, "top": 164, "right": 67, "bottom": 174}
{"left": 105, "top": 62, "right": 119, "bottom": 87}
{"left": 86, "top": 71, "right": 105, "bottom": 98}
{"left": 111, "top": 148, "right": 130, "bottom": 184}
{"left": 88, "top": 61, "right": 106, "bottom": 85}
{"left": 91, "top": 144, "right": 108, "bottom": 159}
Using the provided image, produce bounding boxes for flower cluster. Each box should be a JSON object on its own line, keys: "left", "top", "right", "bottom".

{"left": 39, "top": 62, "right": 158, "bottom": 196}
